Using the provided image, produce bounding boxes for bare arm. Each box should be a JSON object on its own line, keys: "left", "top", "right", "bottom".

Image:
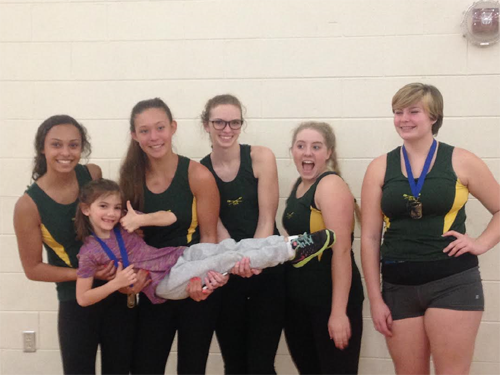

{"left": 120, "top": 201, "right": 177, "bottom": 233}
{"left": 217, "top": 218, "right": 231, "bottom": 242}
{"left": 252, "top": 146, "right": 279, "bottom": 238}
{"left": 360, "top": 155, "right": 393, "bottom": 337}
{"left": 187, "top": 161, "right": 225, "bottom": 300}
{"left": 316, "top": 174, "right": 354, "bottom": 350}
{"left": 86, "top": 163, "right": 102, "bottom": 180}
{"left": 443, "top": 148, "right": 500, "bottom": 256}
{"left": 76, "top": 263, "right": 137, "bottom": 307}
{"left": 14, "top": 194, "right": 77, "bottom": 282}
{"left": 189, "top": 161, "right": 220, "bottom": 244}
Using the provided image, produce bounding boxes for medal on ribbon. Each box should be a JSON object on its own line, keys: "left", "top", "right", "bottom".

{"left": 93, "top": 227, "right": 136, "bottom": 308}
{"left": 127, "top": 293, "right": 137, "bottom": 308}
{"left": 403, "top": 194, "right": 423, "bottom": 219}
{"left": 402, "top": 139, "right": 437, "bottom": 220}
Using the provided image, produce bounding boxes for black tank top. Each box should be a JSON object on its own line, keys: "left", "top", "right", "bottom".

{"left": 143, "top": 155, "right": 200, "bottom": 248}
{"left": 381, "top": 142, "right": 471, "bottom": 261}
{"left": 201, "top": 144, "right": 279, "bottom": 241}
{"left": 381, "top": 142, "right": 477, "bottom": 284}
{"left": 282, "top": 171, "right": 364, "bottom": 308}
{"left": 26, "top": 164, "right": 92, "bottom": 301}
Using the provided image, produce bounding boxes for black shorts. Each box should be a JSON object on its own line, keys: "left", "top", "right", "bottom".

{"left": 382, "top": 267, "right": 484, "bottom": 321}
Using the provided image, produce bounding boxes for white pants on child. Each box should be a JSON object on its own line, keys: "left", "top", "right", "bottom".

{"left": 155, "top": 235, "right": 291, "bottom": 300}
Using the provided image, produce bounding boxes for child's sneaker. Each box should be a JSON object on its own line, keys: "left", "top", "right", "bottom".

{"left": 290, "top": 229, "right": 336, "bottom": 268}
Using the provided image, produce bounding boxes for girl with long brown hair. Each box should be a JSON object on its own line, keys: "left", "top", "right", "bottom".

{"left": 119, "top": 98, "right": 227, "bottom": 374}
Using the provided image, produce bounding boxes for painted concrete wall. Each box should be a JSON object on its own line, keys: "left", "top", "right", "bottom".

{"left": 1, "top": 0, "right": 499, "bottom": 373}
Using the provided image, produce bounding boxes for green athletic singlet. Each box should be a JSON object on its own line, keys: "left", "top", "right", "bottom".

{"left": 282, "top": 171, "right": 364, "bottom": 307}
{"left": 381, "top": 142, "right": 475, "bottom": 262}
{"left": 26, "top": 164, "right": 92, "bottom": 301}
{"left": 201, "top": 144, "right": 279, "bottom": 242}
{"left": 143, "top": 155, "right": 200, "bottom": 248}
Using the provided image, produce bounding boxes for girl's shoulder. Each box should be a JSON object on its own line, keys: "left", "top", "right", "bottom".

{"left": 79, "top": 235, "right": 100, "bottom": 257}
{"left": 249, "top": 145, "right": 277, "bottom": 179}
{"left": 316, "top": 172, "right": 344, "bottom": 188}
{"left": 84, "top": 163, "right": 102, "bottom": 180}
{"left": 316, "top": 173, "right": 351, "bottom": 198}
{"left": 365, "top": 154, "right": 388, "bottom": 179}
{"left": 249, "top": 145, "right": 275, "bottom": 164}
{"left": 14, "top": 193, "right": 41, "bottom": 229}
{"left": 15, "top": 192, "right": 38, "bottom": 214}
{"left": 188, "top": 160, "right": 216, "bottom": 187}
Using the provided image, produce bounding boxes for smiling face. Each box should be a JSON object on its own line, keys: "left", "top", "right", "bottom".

{"left": 132, "top": 107, "right": 177, "bottom": 160}
{"left": 42, "top": 124, "right": 83, "bottom": 175}
{"left": 292, "top": 128, "right": 332, "bottom": 182}
{"left": 393, "top": 101, "right": 436, "bottom": 142}
{"left": 204, "top": 104, "right": 242, "bottom": 149}
{"left": 82, "top": 192, "right": 122, "bottom": 238}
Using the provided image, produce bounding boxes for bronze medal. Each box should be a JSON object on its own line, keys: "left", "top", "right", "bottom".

{"left": 402, "top": 139, "right": 437, "bottom": 222}
{"left": 407, "top": 200, "right": 423, "bottom": 220}
{"left": 127, "top": 293, "right": 136, "bottom": 308}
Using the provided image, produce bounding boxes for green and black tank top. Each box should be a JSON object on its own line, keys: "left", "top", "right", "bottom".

{"left": 381, "top": 142, "right": 478, "bottom": 284}
{"left": 143, "top": 155, "right": 200, "bottom": 248}
{"left": 282, "top": 171, "right": 364, "bottom": 308}
{"left": 200, "top": 144, "right": 279, "bottom": 242}
{"left": 25, "top": 164, "right": 92, "bottom": 301}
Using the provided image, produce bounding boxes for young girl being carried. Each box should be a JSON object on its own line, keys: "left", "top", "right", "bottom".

{"left": 75, "top": 178, "right": 335, "bottom": 306}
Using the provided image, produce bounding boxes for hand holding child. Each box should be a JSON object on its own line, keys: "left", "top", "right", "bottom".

{"left": 187, "top": 271, "right": 229, "bottom": 302}
{"left": 231, "top": 257, "right": 262, "bottom": 277}
{"left": 94, "top": 260, "right": 116, "bottom": 280}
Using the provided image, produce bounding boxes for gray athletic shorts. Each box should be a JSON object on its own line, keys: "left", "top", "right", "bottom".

{"left": 382, "top": 267, "right": 484, "bottom": 321}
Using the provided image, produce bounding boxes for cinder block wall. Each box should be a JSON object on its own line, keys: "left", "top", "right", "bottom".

{"left": 1, "top": 1, "right": 499, "bottom": 374}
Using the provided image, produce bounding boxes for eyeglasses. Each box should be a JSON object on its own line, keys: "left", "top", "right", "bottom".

{"left": 210, "top": 119, "right": 243, "bottom": 130}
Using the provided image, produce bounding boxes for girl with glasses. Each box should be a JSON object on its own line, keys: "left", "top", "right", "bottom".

{"left": 200, "top": 94, "right": 285, "bottom": 374}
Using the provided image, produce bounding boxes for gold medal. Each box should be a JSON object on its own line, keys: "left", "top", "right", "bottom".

{"left": 127, "top": 293, "right": 137, "bottom": 308}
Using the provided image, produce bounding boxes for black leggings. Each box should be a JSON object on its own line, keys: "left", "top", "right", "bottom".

{"left": 131, "top": 290, "right": 221, "bottom": 375}
{"left": 284, "top": 298, "right": 363, "bottom": 375}
{"left": 58, "top": 293, "right": 136, "bottom": 375}
{"left": 215, "top": 268, "right": 285, "bottom": 374}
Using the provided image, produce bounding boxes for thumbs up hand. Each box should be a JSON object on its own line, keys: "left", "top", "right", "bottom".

{"left": 120, "top": 201, "right": 144, "bottom": 233}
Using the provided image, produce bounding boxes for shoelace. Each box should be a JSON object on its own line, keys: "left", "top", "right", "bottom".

{"left": 295, "top": 233, "right": 314, "bottom": 249}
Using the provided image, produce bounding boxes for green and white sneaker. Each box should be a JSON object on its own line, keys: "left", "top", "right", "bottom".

{"left": 289, "top": 229, "right": 336, "bottom": 268}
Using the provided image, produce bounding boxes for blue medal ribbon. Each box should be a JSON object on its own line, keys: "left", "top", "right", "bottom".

{"left": 92, "top": 227, "right": 130, "bottom": 268}
{"left": 402, "top": 139, "right": 437, "bottom": 199}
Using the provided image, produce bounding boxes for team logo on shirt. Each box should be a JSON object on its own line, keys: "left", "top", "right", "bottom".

{"left": 286, "top": 212, "right": 294, "bottom": 219}
{"left": 227, "top": 197, "right": 243, "bottom": 206}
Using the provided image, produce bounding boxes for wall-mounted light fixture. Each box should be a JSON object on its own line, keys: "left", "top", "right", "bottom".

{"left": 462, "top": 0, "right": 500, "bottom": 46}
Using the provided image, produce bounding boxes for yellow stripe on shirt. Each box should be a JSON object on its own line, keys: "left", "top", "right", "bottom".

{"left": 310, "top": 206, "right": 327, "bottom": 261}
{"left": 187, "top": 197, "right": 198, "bottom": 244}
{"left": 443, "top": 179, "right": 469, "bottom": 234}
{"left": 40, "top": 224, "right": 72, "bottom": 267}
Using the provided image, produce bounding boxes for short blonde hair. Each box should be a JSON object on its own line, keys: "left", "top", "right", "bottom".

{"left": 392, "top": 83, "right": 444, "bottom": 135}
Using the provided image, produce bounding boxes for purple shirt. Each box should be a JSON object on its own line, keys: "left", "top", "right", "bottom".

{"left": 77, "top": 227, "right": 185, "bottom": 304}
